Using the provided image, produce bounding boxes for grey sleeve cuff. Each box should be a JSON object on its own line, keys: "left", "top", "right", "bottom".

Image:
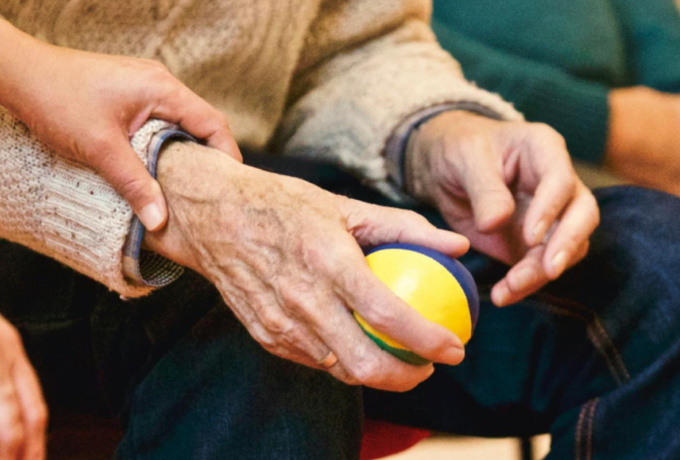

{"left": 384, "top": 102, "right": 504, "bottom": 192}
{"left": 122, "top": 128, "right": 197, "bottom": 288}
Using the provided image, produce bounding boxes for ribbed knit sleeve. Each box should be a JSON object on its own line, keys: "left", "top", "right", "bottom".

{"left": 0, "top": 107, "right": 170, "bottom": 298}
{"left": 273, "top": 0, "right": 522, "bottom": 200}
{"left": 431, "top": 20, "right": 610, "bottom": 165}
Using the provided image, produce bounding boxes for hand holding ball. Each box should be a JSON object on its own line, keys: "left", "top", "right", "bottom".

{"left": 354, "top": 243, "right": 479, "bottom": 365}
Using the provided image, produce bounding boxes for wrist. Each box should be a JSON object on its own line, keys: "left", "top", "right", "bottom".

{"left": 406, "top": 111, "right": 488, "bottom": 203}
{"left": 605, "top": 87, "right": 658, "bottom": 165}
{"left": 142, "top": 141, "right": 237, "bottom": 276}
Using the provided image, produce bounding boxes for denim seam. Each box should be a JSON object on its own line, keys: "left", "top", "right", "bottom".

{"left": 532, "top": 302, "right": 625, "bottom": 385}
{"left": 479, "top": 291, "right": 629, "bottom": 385}
{"left": 538, "top": 304, "right": 624, "bottom": 386}
{"left": 539, "top": 294, "right": 631, "bottom": 382}
{"left": 586, "top": 398, "right": 599, "bottom": 460}
{"left": 575, "top": 400, "right": 588, "bottom": 460}
{"left": 575, "top": 398, "right": 598, "bottom": 460}
{"left": 585, "top": 327, "right": 623, "bottom": 386}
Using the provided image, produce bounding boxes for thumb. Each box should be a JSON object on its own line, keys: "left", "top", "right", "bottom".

{"left": 86, "top": 136, "right": 168, "bottom": 232}
{"left": 459, "top": 153, "right": 515, "bottom": 233}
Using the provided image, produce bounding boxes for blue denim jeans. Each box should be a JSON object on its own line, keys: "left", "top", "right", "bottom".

{"left": 2, "top": 156, "right": 679, "bottom": 460}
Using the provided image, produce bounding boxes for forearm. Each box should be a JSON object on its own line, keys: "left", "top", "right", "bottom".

{"left": 0, "top": 18, "right": 42, "bottom": 114}
{"left": 143, "top": 141, "right": 241, "bottom": 275}
{"left": 0, "top": 104, "right": 171, "bottom": 297}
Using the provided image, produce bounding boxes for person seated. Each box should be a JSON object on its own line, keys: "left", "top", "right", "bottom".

{"left": 0, "top": 2, "right": 679, "bottom": 460}
{"left": 432, "top": 0, "right": 680, "bottom": 195}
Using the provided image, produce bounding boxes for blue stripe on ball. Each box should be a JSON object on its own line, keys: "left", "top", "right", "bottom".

{"left": 365, "top": 243, "right": 480, "bottom": 333}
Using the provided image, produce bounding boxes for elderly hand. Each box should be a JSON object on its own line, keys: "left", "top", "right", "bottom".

{"left": 0, "top": 19, "right": 241, "bottom": 232}
{"left": 407, "top": 111, "right": 600, "bottom": 307}
{"left": 606, "top": 86, "right": 680, "bottom": 196}
{"left": 0, "top": 314, "right": 47, "bottom": 460}
{"left": 144, "top": 142, "right": 470, "bottom": 392}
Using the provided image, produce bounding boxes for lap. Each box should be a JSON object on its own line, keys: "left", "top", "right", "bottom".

{"left": 3, "top": 155, "right": 680, "bottom": 458}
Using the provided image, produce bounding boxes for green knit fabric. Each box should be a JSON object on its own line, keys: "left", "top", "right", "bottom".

{"left": 433, "top": 0, "right": 680, "bottom": 164}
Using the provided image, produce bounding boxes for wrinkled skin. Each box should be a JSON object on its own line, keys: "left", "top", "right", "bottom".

{"left": 145, "top": 143, "right": 471, "bottom": 393}
{"left": 407, "top": 111, "right": 599, "bottom": 306}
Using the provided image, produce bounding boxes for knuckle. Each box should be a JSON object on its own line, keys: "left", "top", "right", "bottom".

{"left": 593, "top": 205, "right": 601, "bottom": 228}
{"left": 254, "top": 330, "right": 276, "bottom": 351}
{"left": 0, "top": 425, "right": 23, "bottom": 452}
{"left": 216, "top": 112, "right": 231, "bottom": 130}
{"left": 246, "top": 322, "right": 277, "bottom": 350}
{"left": 279, "top": 283, "right": 312, "bottom": 310}
{"left": 81, "top": 138, "right": 110, "bottom": 165}
{"left": 402, "top": 209, "right": 429, "bottom": 226}
{"left": 154, "top": 78, "right": 179, "bottom": 98}
{"left": 339, "top": 375, "right": 361, "bottom": 386}
{"left": 327, "top": 240, "right": 361, "bottom": 269}
{"left": 531, "top": 122, "right": 564, "bottom": 143}
{"left": 116, "top": 176, "right": 151, "bottom": 202}
{"left": 82, "top": 136, "right": 131, "bottom": 171}
{"left": 0, "top": 323, "right": 21, "bottom": 346}
{"left": 280, "top": 326, "right": 309, "bottom": 350}
{"left": 144, "top": 59, "right": 168, "bottom": 72}
{"left": 308, "top": 238, "right": 355, "bottom": 275}
{"left": 259, "top": 308, "right": 291, "bottom": 335}
{"left": 361, "top": 304, "right": 399, "bottom": 333}
{"left": 299, "top": 238, "right": 329, "bottom": 269}
{"left": 350, "top": 356, "right": 381, "bottom": 385}
{"left": 423, "top": 335, "right": 454, "bottom": 357}
{"left": 26, "top": 403, "right": 48, "bottom": 432}
{"left": 588, "top": 196, "right": 601, "bottom": 224}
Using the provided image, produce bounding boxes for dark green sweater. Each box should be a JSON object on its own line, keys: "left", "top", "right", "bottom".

{"left": 432, "top": 0, "right": 680, "bottom": 163}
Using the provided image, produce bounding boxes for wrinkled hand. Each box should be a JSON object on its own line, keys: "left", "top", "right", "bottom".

{"left": 607, "top": 86, "right": 680, "bottom": 195}
{"left": 0, "top": 314, "right": 47, "bottom": 460}
{"left": 0, "top": 22, "right": 241, "bottom": 231}
{"left": 407, "top": 111, "right": 600, "bottom": 307}
{"left": 145, "top": 143, "right": 470, "bottom": 392}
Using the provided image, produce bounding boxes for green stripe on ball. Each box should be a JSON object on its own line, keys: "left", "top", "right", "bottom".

{"left": 357, "top": 321, "right": 430, "bottom": 366}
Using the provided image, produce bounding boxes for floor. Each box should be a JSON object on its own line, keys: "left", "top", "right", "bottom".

{"left": 385, "top": 435, "right": 551, "bottom": 460}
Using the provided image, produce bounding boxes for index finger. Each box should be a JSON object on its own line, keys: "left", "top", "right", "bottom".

{"left": 336, "top": 250, "right": 465, "bottom": 366}
{"left": 311, "top": 296, "right": 436, "bottom": 392}
{"left": 542, "top": 184, "right": 599, "bottom": 279}
{"left": 522, "top": 155, "right": 577, "bottom": 247}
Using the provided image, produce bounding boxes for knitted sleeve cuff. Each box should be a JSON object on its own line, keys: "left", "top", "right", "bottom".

{"left": 122, "top": 128, "right": 195, "bottom": 289}
{"left": 0, "top": 111, "right": 184, "bottom": 299}
{"left": 384, "top": 102, "right": 506, "bottom": 192}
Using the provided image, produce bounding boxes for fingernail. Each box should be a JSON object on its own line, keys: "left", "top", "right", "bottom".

{"left": 512, "top": 267, "right": 536, "bottom": 291}
{"left": 551, "top": 251, "right": 568, "bottom": 278}
{"left": 139, "top": 203, "right": 164, "bottom": 231}
{"left": 532, "top": 220, "right": 548, "bottom": 245}
{"left": 441, "top": 346, "right": 464, "bottom": 365}
{"left": 492, "top": 284, "right": 510, "bottom": 307}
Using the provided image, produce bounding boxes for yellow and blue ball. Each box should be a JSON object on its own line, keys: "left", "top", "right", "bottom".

{"left": 354, "top": 243, "right": 479, "bottom": 366}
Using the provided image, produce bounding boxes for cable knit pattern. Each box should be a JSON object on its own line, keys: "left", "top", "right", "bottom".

{"left": 1, "top": 0, "right": 521, "bottom": 296}
{"left": 0, "top": 109, "right": 169, "bottom": 297}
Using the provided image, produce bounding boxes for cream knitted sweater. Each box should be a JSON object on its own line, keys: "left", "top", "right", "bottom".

{"left": 0, "top": 0, "right": 521, "bottom": 297}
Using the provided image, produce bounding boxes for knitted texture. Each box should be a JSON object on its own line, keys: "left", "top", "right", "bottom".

{"left": 1, "top": 0, "right": 521, "bottom": 296}
{"left": 0, "top": 108, "right": 169, "bottom": 297}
